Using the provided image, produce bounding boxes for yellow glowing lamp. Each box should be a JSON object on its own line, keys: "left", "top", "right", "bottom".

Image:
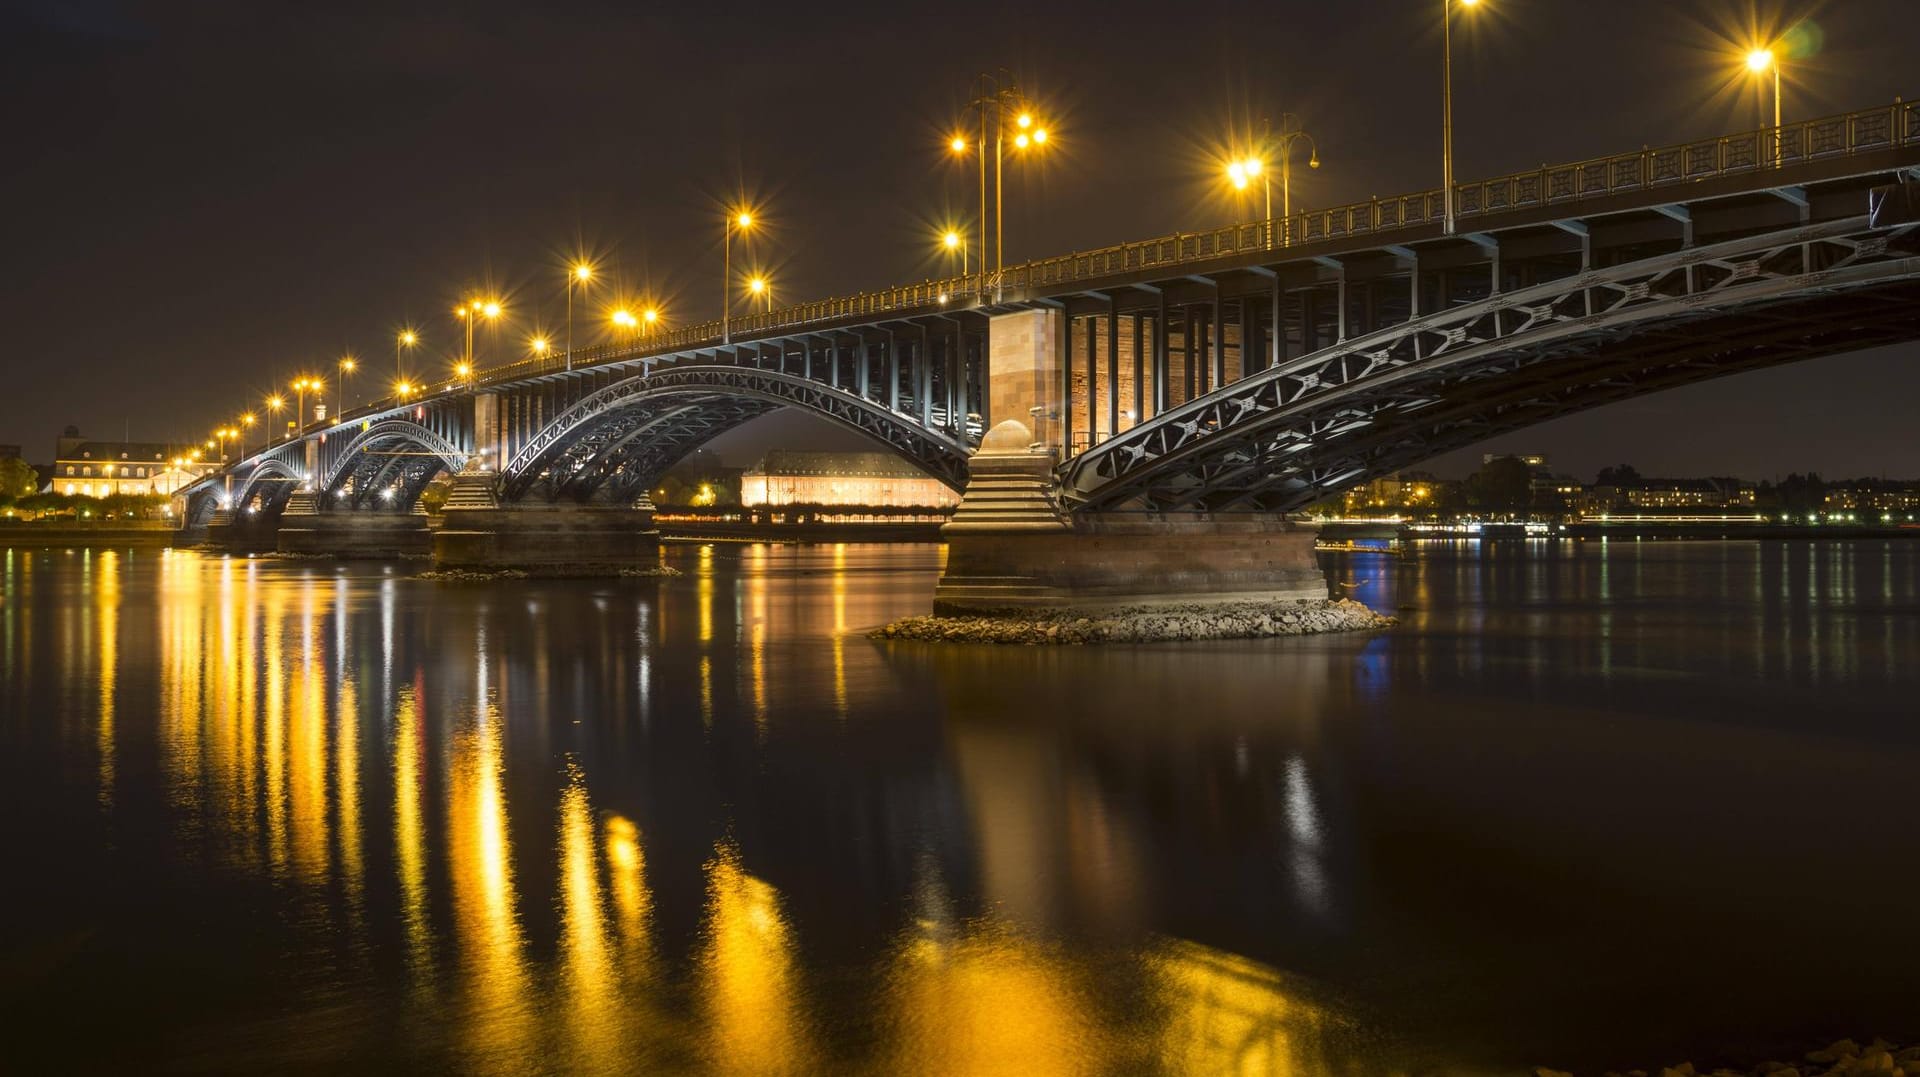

{"left": 1746, "top": 47, "right": 1773, "bottom": 73}
{"left": 482, "top": 302, "right": 501, "bottom": 319}
{"left": 573, "top": 263, "right": 593, "bottom": 282}
{"left": 612, "top": 309, "right": 637, "bottom": 329}
{"left": 735, "top": 211, "right": 753, "bottom": 229}
{"left": 748, "top": 276, "right": 767, "bottom": 295}
{"left": 949, "top": 135, "right": 967, "bottom": 154}
{"left": 642, "top": 308, "right": 659, "bottom": 325}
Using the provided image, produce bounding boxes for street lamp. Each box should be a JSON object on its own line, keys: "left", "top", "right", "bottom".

{"left": 747, "top": 274, "right": 769, "bottom": 313}
{"left": 723, "top": 209, "right": 754, "bottom": 344}
{"left": 266, "top": 394, "right": 286, "bottom": 443}
{"left": 455, "top": 300, "right": 502, "bottom": 373}
{"left": 337, "top": 356, "right": 356, "bottom": 417}
{"left": 528, "top": 336, "right": 550, "bottom": 366}
{"left": 1442, "top": 0, "right": 1481, "bottom": 235}
{"left": 292, "top": 377, "right": 319, "bottom": 434}
{"left": 942, "top": 228, "right": 968, "bottom": 278}
{"left": 952, "top": 71, "right": 1052, "bottom": 300}
{"left": 394, "top": 379, "right": 415, "bottom": 399}
{"left": 397, "top": 329, "right": 418, "bottom": 386}
{"left": 1745, "top": 46, "right": 1782, "bottom": 164}
{"left": 240, "top": 413, "right": 256, "bottom": 457}
{"left": 566, "top": 262, "right": 592, "bottom": 371}
{"left": 612, "top": 308, "right": 638, "bottom": 337}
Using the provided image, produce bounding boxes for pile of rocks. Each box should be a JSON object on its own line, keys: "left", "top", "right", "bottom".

{"left": 1537, "top": 1037, "right": 1920, "bottom": 1077}
{"left": 415, "top": 568, "right": 529, "bottom": 581}
{"left": 873, "top": 597, "right": 1395, "bottom": 645}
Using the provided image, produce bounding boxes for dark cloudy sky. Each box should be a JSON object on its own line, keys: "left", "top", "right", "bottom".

{"left": 4, "top": 0, "right": 1916, "bottom": 482}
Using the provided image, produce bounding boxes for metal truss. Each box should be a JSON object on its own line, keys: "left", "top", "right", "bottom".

{"left": 320, "top": 419, "right": 469, "bottom": 510}
{"left": 1060, "top": 218, "right": 1920, "bottom": 513}
{"left": 501, "top": 366, "right": 972, "bottom": 502}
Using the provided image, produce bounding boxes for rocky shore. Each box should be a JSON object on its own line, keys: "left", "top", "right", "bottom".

{"left": 415, "top": 564, "right": 681, "bottom": 581}
{"left": 873, "top": 597, "right": 1395, "bottom": 645}
{"left": 1538, "top": 1037, "right": 1920, "bottom": 1077}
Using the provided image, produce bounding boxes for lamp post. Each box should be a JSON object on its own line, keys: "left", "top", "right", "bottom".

{"left": 747, "top": 275, "right": 769, "bottom": 314}
{"left": 1443, "top": 0, "right": 1481, "bottom": 235}
{"left": 396, "top": 330, "right": 417, "bottom": 388}
{"left": 942, "top": 228, "right": 968, "bottom": 278}
{"left": 951, "top": 72, "right": 1050, "bottom": 300}
{"left": 566, "top": 263, "right": 592, "bottom": 370}
{"left": 1746, "top": 47, "right": 1782, "bottom": 165}
{"left": 292, "top": 377, "right": 315, "bottom": 435}
{"left": 240, "top": 413, "right": 256, "bottom": 458}
{"left": 266, "top": 394, "right": 285, "bottom": 444}
{"left": 723, "top": 211, "right": 753, "bottom": 344}
{"left": 337, "top": 356, "right": 356, "bottom": 417}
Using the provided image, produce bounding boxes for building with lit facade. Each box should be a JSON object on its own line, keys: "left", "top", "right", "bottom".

{"left": 50, "top": 426, "right": 218, "bottom": 497}
{"left": 739, "top": 451, "right": 960, "bottom": 510}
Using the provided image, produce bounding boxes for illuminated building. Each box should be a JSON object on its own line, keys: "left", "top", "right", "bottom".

{"left": 739, "top": 451, "right": 960, "bottom": 511}
{"left": 50, "top": 425, "right": 217, "bottom": 497}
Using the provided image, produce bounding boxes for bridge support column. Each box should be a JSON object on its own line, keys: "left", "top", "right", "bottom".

{"left": 204, "top": 507, "right": 280, "bottom": 554}
{"left": 933, "top": 420, "right": 1326, "bottom": 614}
{"left": 431, "top": 467, "right": 660, "bottom": 573}
{"left": 277, "top": 502, "right": 432, "bottom": 559}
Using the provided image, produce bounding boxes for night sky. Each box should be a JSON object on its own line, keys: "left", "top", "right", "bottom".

{"left": 5, "top": 0, "right": 1917, "bottom": 483}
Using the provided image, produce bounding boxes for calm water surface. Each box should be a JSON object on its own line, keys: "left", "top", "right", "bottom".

{"left": 1, "top": 540, "right": 1916, "bottom": 1075}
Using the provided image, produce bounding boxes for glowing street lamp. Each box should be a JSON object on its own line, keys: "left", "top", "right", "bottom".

{"left": 611, "top": 309, "right": 638, "bottom": 338}
{"left": 723, "top": 209, "right": 755, "bottom": 344}
{"left": 529, "top": 336, "right": 550, "bottom": 361}
{"left": 397, "top": 329, "right": 418, "bottom": 386}
{"left": 336, "top": 355, "right": 356, "bottom": 417}
{"left": 394, "top": 379, "right": 415, "bottom": 399}
{"left": 240, "top": 412, "right": 256, "bottom": 457}
{"left": 747, "top": 274, "right": 769, "bottom": 313}
{"left": 292, "top": 377, "right": 320, "bottom": 434}
{"left": 1442, "top": 0, "right": 1482, "bottom": 235}
{"left": 455, "top": 300, "right": 502, "bottom": 373}
{"left": 941, "top": 228, "right": 968, "bottom": 277}
{"left": 1745, "top": 46, "right": 1782, "bottom": 162}
{"left": 954, "top": 72, "right": 1051, "bottom": 300}
{"left": 566, "top": 262, "right": 592, "bottom": 371}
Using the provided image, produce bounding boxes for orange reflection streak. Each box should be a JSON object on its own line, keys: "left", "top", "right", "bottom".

{"left": 95, "top": 550, "right": 119, "bottom": 811}
{"left": 697, "top": 841, "right": 815, "bottom": 1075}
{"left": 831, "top": 544, "right": 847, "bottom": 718}
{"left": 446, "top": 692, "right": 535, "bottom": 1072}
{"left": 605, "top": 814, "right": 654, "bottom": 979}
{"left": 1146, "top": 939, "right": 1342, "bottom": 1074}
{"left": 288, "top": 581, "right": 329, "bottom": 883}
{"left": 262, "top": 581, "right": 288, "bottom": 875}
{"left": 335, "top": 661, "right": 363, "bottom": 915}
{"left": 557, "top": 764, "right": 622, "bottom": 1068}
{"left": 748, "top": 547, "right": 768, "bottom": 732}
{"left": 158, "top": 550, "right": 204, "bottom": 820}
{"left": 392, "top": 686, "right": 431, "bottom": 977}
{"left": 883, "top": 903, "right": 1104, "bottom": 1074}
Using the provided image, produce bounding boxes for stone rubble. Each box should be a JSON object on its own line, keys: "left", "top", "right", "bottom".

{"left": 872, "top": 597, "right": 1395, "bottom": 645}
{"left": 414, "top": 563, "right": 683, "bottom": 581}
{"left": 1535, "top": 1037, "right": 1920, "bottom": 1077}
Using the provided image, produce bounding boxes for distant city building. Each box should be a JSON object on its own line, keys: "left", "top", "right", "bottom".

{"left": 1342, "top": 470, "right": 1449, "bottom": 515}
{"left": 740, "top": 450, "right": 960, "bottom": 510}
{"left": 1580, "top": 477, "right": 1756, "bottom": 517}
{"left": 1823, "top": 484, "right": 1920, "bottom": 512}
{"left": 49, "top": 425, "right": 217, "bottom": 497}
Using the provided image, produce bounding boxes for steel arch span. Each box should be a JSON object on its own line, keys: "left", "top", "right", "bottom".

{"left": 1059, "top": 217, "right": 1920, "bottom": 514}
{"left": 321, "top": 419, "right": 468, "bottom": 510}
{"left": 500, "top": 366, "right": 974, "bottom": 502}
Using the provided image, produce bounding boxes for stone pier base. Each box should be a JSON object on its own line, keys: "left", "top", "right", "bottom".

{"left": 432, "top": 503, "right": 659, "bottom": 573}
{"left": 278, "top": 512, "right": 432, "bottom": 558}
{"left": 204, "top": 510, "right": 280, "bottom": 554}
{"left": 935, "top": 513, "right": 1326, "bottom": 614}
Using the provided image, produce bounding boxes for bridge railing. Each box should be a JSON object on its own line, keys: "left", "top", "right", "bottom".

{"left": 1018, "top": 98, "right": 1918, "bottom": 290}
{"left": 326, "top": 96, "right": 1916, "bottom": 425}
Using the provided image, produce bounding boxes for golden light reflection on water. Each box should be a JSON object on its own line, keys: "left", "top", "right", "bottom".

{"left": 446, "top": 687, "right": 535, "bottom": 1073}
{"left": 95, "top": 550, "right": 119, "bottom": 811}
{"left": 557, "top": 763, "right": 619, "bottom": 1068}
{"left": 698, "top": 840, "right": 816, "bottom": 1075}
{"left": 1147, "top": 939, "right": 1346, "bottom": 1076}
{"left": 605, "top": 813, "right": 655, "bottom": 981}
{"left": 392, "top": 685, "right": 431, "bottom": 978}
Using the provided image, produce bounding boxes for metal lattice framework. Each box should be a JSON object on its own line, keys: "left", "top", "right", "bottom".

{"left": 1060, "top": 217, "right": 1920, "bottom": 512}
{"left": 320, "top": 419, "right": 468, "bottom": 509}
{"left": 500, "top": 366, "right": 973, "bottom": 501}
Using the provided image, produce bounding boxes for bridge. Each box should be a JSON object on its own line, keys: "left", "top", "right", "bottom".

{"left": 189, "top": 97, "right": 1920, "bottom": 609}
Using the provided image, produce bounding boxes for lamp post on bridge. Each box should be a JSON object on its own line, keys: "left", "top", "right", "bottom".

{"left": 1442, "top": 0, "right": 1482, "bottom": 236}
{"left": 566, "top": 263, "right": 592, "bottom": 371}
{"left": 336, "top": 356, "right": 355, "bottom": 417}
{"left": 949, "top": 71, "right": 1051, "bottom": 302}
{"left": 1745, "top": 47, "right": 1783, "bottom": 166}
{"left": 396, "top": 329, "right": 418, "bottom": 392}
{"left": 722, "top": 210, "right": 754, "bottom": 345}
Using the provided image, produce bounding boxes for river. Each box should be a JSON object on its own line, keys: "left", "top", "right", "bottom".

{"left": 1, "top": 539, "right": 1915, "bottom": 1074}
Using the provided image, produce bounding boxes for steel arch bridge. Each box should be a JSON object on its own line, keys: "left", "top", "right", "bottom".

{"left": 184, "top": 96, "right": 1920, "bottom": 529}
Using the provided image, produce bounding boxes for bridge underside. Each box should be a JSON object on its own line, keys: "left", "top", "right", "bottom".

{"left": 1061, "top": 221, "right": 1920, "bottom": 513}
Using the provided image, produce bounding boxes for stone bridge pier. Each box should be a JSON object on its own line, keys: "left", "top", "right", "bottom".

{"left": 933, "top": 309, "right": 1325, "bottom": 613}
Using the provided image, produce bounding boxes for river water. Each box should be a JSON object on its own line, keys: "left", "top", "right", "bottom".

{"left": 1, "top": 540, "right": 1915, "bottom": 1075}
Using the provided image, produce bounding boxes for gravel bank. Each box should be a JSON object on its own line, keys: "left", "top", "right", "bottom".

{"left": 873, "top": 597, "right": 1395, "bottom": 645}
{"left": 414, "top": 564, "right": 682, "bottom": 581}
{"left": 1537, "top": 1037, "right": 1920, "bottom": 1077}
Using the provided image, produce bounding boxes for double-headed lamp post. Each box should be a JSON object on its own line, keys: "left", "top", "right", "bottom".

{"left": 1443, "top": 0, "right": 1482, "bottom": 235}
{"left": 292, "top": 377, "right": 318, "bottom": 434}
{"left": 723, "top": 211, "right": 754, "bottom": 344}
{"left": 949, "top": 72, "right": 1050, "bottom": 300}
{"left": 455, "top": 300, "right": 502, "bottom": 374}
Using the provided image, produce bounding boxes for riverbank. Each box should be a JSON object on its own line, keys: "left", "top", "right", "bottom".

{"left": 0, "top": 522, "right": 177, "bottom": 547}
{"left": 1543, "top": 1036, "right": 1920, "bottom": 1077}
{"left": 873, "top": 597, "right": 1394, "bottom": 644}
